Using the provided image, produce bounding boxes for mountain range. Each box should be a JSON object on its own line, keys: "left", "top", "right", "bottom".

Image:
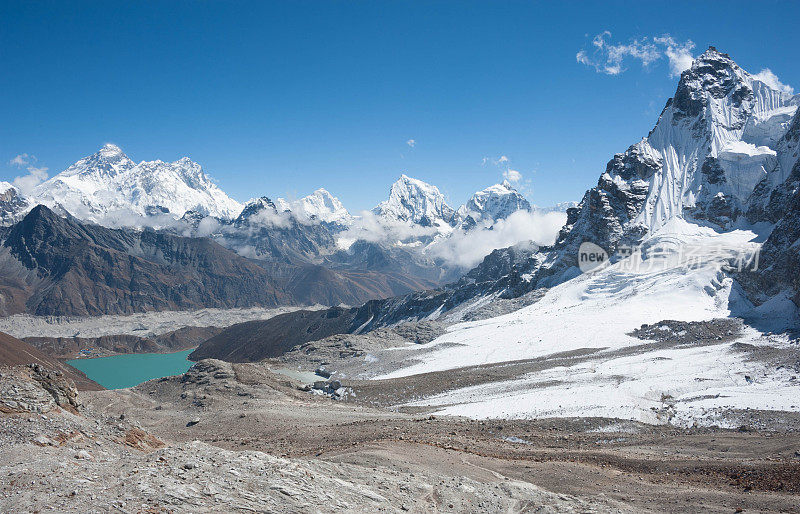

{"left": 188, "top": 46, "right": 800, "bottom": 362}
{"left": 2, "top": 47, "right": 797, "bottom": 342}
{"left": 2, "top": 45, "right": 799, "bottom": 434}
{"left": 31, "top": 143, "right": 243, "bottom": 223}
{"left": 0, "top": 140, "right": 561, "bottom": 316}
{"left": 2, "top": 144, "right": 547, "bottom": 239}
{"left": 400, "top": 48, "right": 800, "bottom": 322}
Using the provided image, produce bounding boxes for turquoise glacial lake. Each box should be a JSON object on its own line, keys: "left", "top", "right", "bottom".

{"left": 67, "top": 349, "right": 194, "bottom": 389}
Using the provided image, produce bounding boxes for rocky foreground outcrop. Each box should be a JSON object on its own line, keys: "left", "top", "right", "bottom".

{"left": 0, "top": 364, "right": 80, "bottom": 414}
{"left": 0, "top": 359, "right": 628, "bottom": 513}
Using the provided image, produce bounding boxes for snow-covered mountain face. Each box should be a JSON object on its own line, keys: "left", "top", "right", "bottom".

{"left": 373, "top": 174, "right": 458, "bottom": 230}
{"left": 372, "top": 175, "right": 538, "bottom": 233}
{"left": 275, "top": 189, "right": 352, "bottom": 226}
{"left": 354, "top": 48, "right": 800, "bottom": 329}
{"left": 333, "top": 174, "right": 564, "bottom": 271}
{"left": 747, "top": 98, "right": 800, "bottom": 224}
{"left": 219, "top": 195, "right": 337, "bottom": 262}
{"left": 457, "top": 180, "right": 531, "bottom": 227}
{"left": 534, "top": 201, "right": 579, "bottom": 214}
{"left": 338, "top": 50, "right": 800, "bottom": 428}
{"left": 540, "top": 47, "right": 799, "bottom": 277}
{"left": 738, "top": 107, "right": 800, "bottom": 308}
{"left": 234, "top": 196, "right": 286, "bottom": 226}
{"left": 603, "top": 47, "right": 798, "bottom": 236}
{"left": 0, "top": 182, "right": 30, "bottom": 226}
{"left": 29, "top": 144, "right": 242, "bottom": 226}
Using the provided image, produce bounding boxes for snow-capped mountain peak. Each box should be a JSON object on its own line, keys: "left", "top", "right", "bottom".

{"left": 97, "top": 142, "right": 126, "bottom": 159}
{"left": 600, "top": 46, "right": 799, "bottom": 235}
{"left": 58, "top": 143, "right": 136, "bottom": 180}
{"left": 457, "top": 180, "right": 531, "bottom": 225}
{"left": 373, "top": 174, "right": 457, "bottom": 228}
{"left": 234, "top": 196, "right": 283, "bottom": 226}
{"left": 274, "top": 188, "right": 352, "bottom": 225}
{"left": 30, "top": 145, "right": 243, "bottom": 226}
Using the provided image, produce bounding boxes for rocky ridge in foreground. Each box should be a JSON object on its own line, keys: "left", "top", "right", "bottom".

{"left": 0, "top": 362, "right": 629, "bottom": 513}
{"left": 3, "top": 359, "right": 799, "bottom": 512}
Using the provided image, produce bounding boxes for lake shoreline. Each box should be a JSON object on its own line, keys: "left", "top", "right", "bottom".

{"left": 65, "top": 346, "right": 199, "bottom": 361}
{"left": 66, "top": 349, "right": 196, "bottom": 390}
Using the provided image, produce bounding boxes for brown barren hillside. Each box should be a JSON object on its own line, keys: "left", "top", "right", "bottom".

{"left": 0, "top": 331, "right": 103, "bottom": 391}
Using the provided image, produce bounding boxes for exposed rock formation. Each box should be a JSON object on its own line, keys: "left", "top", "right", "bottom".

{"left": 0, "top": 364, "right": 80, "bottom": 414}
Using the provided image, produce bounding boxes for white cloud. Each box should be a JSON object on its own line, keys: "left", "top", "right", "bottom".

{"left": 195, "top": 216, "right": 222, "bottom": 238}
{"left": 654, "top": 36, "right": 695, "bottom": 77}
{"left": 481, "top": 155, "right": 510, "bottom": 167}
{"left": 577, "top": 32, "right": 695, "bottom": 77}
{"left": 241, "top": 207, "right": 293, "bottom": 229}
{"left": 485, "top": 155, "right": 526, "bottom": 185}
{"left": 7, "top": 152, "right": 48, "bottom": 194}
{"left": 406, "top": 139, "right": 416, "bottom": 148}
{"left": 9, "top": 153, "right": 33, "bottom": 167}
{"left": 504, "top": 169, "right": 522, "bottom": 183}
{"left": 12, "top": 166, "right": 49, "bottom": 194}
{"left": 336, "top": 208, "right": 566, "bottom": 270}
{"left": 90, "top": 208, "right": 198, "bottom": 234}
{"left": 336, "top": 210, "right": 438, "bottom": 249}
{"left": 753, "top": 68, "right": 795, "bottom": 95}
{"left": 426, "top": 210, "right": 566, "bottom": 269}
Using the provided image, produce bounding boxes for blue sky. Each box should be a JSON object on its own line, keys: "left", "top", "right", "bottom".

{"left": 2, "top": 0, "right": 799, "bottom": 212}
